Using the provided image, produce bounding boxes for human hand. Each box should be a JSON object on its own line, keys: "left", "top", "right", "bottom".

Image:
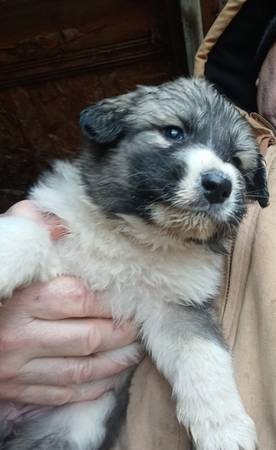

{"left": 257, "top": 41, "right": 276, "bottom": 128}
{"left": 0, "top": 202, "right": 142, "bottom": 415}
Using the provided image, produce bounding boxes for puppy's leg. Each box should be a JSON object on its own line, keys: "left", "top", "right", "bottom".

{"left": 142, "top": 302, "right": 257, "bottom": 450}
{"left": 0, "top": 216, "right": 56, "bottom": 299}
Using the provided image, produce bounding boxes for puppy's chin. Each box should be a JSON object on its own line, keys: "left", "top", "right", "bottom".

{"left": 148, "top": 203, "right": 238, "bottom": 241}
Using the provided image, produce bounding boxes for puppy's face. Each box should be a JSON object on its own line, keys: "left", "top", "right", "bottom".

{"left": 79, "top": 78, "right": 269, "bottom": 241}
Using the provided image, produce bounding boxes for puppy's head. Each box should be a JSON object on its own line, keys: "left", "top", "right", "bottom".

{"left": 79, "top": 78, "right": 269, "bottom": 241}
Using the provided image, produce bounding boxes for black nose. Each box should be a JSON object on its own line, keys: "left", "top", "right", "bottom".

{"left": 201, "top": 171, "right": 232, "bottom": 204}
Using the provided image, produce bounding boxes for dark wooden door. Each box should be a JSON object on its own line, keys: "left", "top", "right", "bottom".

{"left": 0, "top": 0, "right": 187, "bottom": 211}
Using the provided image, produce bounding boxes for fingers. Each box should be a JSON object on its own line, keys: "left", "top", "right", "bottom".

{"left": 23, "top": 317, "right": 138, "bottom": 358}
{"left": 0, "top": 376, "right": 123, "bottom": 406}
{"left": 0, "top": 384, "right": 75, "bottom": 406}
{"left": 18, "top": 343, "right": 143, "bottom": 386}
{"left": 13, "top": 277, "right": 111, "bottom": 320}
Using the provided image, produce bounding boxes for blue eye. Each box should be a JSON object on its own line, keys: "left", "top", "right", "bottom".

{"left": 163, "top": 126, "right": 184, "bottom": 141}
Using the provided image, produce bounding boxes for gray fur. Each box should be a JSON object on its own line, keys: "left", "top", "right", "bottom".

{"left": 0, "top": 420, "right": 13, "bottom": 445}
{"left": 3, "top": 433, "right": 72, "bottom": 450}
{"left": 98, "top": 372, "right": 133, "bottom": 450}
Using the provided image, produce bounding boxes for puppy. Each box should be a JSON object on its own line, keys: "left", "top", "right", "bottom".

{"left": 0, "top": 77, "right": 269, "bottom": 450}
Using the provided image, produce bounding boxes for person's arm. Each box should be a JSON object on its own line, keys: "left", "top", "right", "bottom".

{"left": 204, "top": 2, "right": 276, "bottom": 113}
{"left": 0, "top": 201, "right": 142, "bottom": 409}
{"left": 257, "top": 41, "right": 276, "bottom": 128}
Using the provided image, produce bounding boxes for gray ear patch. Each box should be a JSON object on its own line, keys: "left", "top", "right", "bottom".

{"left": 79, "top": 104, "right": 125, "bottom": 144}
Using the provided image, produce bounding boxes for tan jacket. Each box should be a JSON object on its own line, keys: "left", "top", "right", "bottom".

{"left": 114, "top": 2, "right": 276, "bottom": 449}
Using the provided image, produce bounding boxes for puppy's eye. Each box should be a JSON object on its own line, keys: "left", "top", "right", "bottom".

{"left": 163, "top": 126, "right": 184, "bottom": 141}
{"left": 231, "top": 156, "right": 242, "bottom": 169}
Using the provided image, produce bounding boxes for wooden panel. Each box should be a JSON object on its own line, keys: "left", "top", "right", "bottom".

{"left": 0, "top": 0, "right": 177, "bottom": 88}
{"left": 0, "top": 0, "right": 158, "bottom": 46}
{"left": 201, "top": 0, "right": 221, "bottom": 35}
{"left": 0, "top": 0, "right": 187, "bottom": 211}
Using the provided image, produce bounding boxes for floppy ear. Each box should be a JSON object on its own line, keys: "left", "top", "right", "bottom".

{"left": 247, "top": 154, "right": 269, "bottom": 208}
{"left": 79, "top": 92, "right": 135, "bottom": 144}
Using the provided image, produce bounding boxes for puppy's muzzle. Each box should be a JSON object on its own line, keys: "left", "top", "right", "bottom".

{"left": 201, "top": 170, "right": 232, "bottom": 204}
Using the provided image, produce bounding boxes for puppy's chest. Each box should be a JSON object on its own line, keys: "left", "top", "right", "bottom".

{"left": 55, "top": 234, "right": 223, "bottom": 317}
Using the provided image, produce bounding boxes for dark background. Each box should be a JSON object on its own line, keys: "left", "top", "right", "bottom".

{"left": 0, "top": 0, "right": 220, "bottom": 211}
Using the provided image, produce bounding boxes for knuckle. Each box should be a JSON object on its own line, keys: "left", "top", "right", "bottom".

{"left": 47, "top": 276, "right": 84, "bottom": 297}
{"left": 55, "top": 277, "right": 89, "bottom": 312}
{"left": 42, "top": 277, "right": 89, "bottom": 314}
{"left": 72, "top": 285, "right": 90, "bottom": 314}
{"left": 84, "top": 325, "right": 101, "bottom": 355}
{"left": 47, "top": 275, "right": 74, "bottom": 293}
{"left": 66, "top": 278, "right": 86, "bottom": 300}
{"left": 72, "top": 281, "right": 87, "bottom": 300}
{"left": 51, "top": 389, "right": 74, "bottom": 406}
{"left": 71, "top": 360, "right": 94, "bottom": 385}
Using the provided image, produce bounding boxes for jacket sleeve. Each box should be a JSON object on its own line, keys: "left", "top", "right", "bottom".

{"left": 255, "top": 15, "right": 276, "bottom": 73}
{"left": 205, "top": 0, "right": 276, "bottom": 112}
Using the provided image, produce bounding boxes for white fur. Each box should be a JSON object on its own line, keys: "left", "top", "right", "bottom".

{"left": 176, "top": 146, "right": 241, "bottom": 221}
{"left": 0, "top": 161, "right": 256, "bottom": 450}
{"left": 20, "top": 394, "right": 117, "bottom": 450}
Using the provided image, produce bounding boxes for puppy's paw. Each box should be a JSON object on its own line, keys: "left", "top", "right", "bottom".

{"left": 0, "top": 216, "right": 59, "bottom": 300}
{"left": 190, "top": 411, "right": 257, "bottom": 450}
{"left": 0, "top": 216, "right": 55, "bottom": 299}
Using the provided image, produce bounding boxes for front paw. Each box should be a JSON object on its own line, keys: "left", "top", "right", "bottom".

{"left": 0, "top": 216, "right": 53, "bottom": 299}
{"left": 190, "top": 411, "right": 257, "bottom": 450}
